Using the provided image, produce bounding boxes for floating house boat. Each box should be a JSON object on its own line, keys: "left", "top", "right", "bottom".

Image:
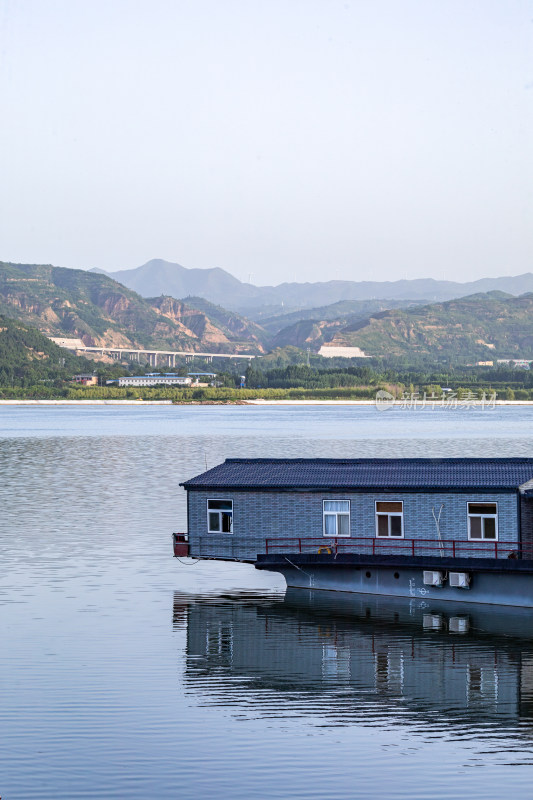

{"left": 177, "top": 458, "right": 533, "bottom": 607}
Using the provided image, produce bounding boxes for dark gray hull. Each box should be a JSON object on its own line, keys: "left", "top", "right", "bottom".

{"left": 256, "top": 553, "right": 533, "bottom": 607}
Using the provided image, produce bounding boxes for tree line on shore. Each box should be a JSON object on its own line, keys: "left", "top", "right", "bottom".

{"left": 2, "top": 310, "right": 533, "bottom": 400}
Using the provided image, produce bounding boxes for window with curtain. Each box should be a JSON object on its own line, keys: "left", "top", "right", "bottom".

{"left": 323, "top": 500, "right": 350, "bottom": 537}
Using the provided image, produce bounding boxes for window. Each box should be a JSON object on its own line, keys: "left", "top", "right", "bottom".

{"left": 375, "top": 501, "right": 404, "bottom": 538}
{"left": 323, "top": 500, "right": 350, "bottom": 537}
{"left": 207, "top": 499, "right": 233, "bottom": 533}
{"left": 467, "top": 502, "right": 497, "bottom": 540}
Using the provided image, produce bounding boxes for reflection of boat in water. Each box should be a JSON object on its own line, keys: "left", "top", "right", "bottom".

{"left": 176, "top": 588, "right": 533, "bottom": 732}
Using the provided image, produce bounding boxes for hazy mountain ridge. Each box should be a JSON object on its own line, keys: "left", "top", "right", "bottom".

{"left": 259, "top": 298, "right": 416, "bottom": 334}
{"left": 95, "top": 259, "right": 263, "bottom": 310}
{"left": 101, "top": 259, "right": 533, "bottom": 315}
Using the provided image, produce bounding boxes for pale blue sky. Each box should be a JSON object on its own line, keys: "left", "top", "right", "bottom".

{"left": 1, "top": 0, "right": 532, "bottom": 285}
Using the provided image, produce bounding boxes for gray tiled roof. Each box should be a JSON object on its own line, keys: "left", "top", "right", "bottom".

{"left": 181, "top": 458, "right": 533, "bottom": 492}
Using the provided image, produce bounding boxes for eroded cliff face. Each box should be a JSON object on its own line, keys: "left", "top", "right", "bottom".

{"left": 150, "top": 297, "right": 233, "bottom": 345}
{"left": 149, "top": 296, "right": 188, "bottom": 321}
{"left": 153, "top": 295, "right": 268, "bottom": 352}
{"left": 271, "top": 319, "right": 343, "bottom": 350}
{"left": 89, "top": 329, "right": 135, "bottom": 348}
{"left": 96, "top": 292, "right": 135, "bottom": 317}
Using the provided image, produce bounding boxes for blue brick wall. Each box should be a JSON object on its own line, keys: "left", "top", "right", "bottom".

{"left": 187, "top": 490, "right": 519, "bottom": 561}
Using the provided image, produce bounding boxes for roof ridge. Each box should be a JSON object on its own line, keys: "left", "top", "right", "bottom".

{"left": 224, "top": 457, "right": 533, "bottom": 464}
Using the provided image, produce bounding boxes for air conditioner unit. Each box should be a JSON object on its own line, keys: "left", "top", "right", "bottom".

{"left": 449, "top": 572, "right": 471, "bottom": 588}
{"left": 448, "top": 616, "right": 470, "bottom": 634}
{"left": 423, "top": 614, "right": 443, "bottom": 630}
{"left": 423, "top": 570, "right": 444, "bottom": 587}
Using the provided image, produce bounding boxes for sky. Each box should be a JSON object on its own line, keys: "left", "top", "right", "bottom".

{"left": 1, "top": 0, "right": 532, "bottom": 286}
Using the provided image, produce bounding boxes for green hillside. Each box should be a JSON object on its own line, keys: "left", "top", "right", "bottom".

{"left": 259, "top": 298, "right": 418, "bottom": 335}
{"left": 0, "top": 263, "right": 264, "bottom": 354}
{"left": 333, "top": 291, "right": 533, "bottom": 361}
{"left": 0, "top": 315, "right": 99, "bottom": 385}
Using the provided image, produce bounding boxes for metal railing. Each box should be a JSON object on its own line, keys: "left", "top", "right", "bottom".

{"left": 264, "top": 536, "right": 532, "bottom": 560}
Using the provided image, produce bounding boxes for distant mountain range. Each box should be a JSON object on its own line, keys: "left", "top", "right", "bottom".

{"left": 97, "top": 259, "right": 533, "bottom": 316}
{"left": 0, "top": 262, "right": 265, "bottom": 355}
{"left": 328, "top": 291, "right": 533, "bottom": 361}
{"left": 4, "top": 259, "right": 533, "bottom": 365}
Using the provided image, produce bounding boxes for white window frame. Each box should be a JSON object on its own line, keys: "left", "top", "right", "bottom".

{"left": 375, "top": 500, "right": 404, "bottom": 538}
{"left": 323, "top": 500, "right": 351, "bottom": 537}
{"left": 207, "top": 498, "right": 233, "bottom": 534}
{"left": 467, "top": 501, "right": 498, "bottom": 541}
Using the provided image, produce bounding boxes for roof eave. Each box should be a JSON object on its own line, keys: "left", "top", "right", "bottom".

{"left": 182, "top": 484, "right": 519, "bottom": 493}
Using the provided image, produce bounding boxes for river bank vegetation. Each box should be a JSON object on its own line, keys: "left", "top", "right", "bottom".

{"left": 2, "top": 314, "right": 533, "bottom": 401}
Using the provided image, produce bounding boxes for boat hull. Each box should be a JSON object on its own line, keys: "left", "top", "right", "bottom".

{"left": 255, "top": 553, "right": 533, "bottom": 607}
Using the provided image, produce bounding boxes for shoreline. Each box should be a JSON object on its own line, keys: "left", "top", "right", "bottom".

{"left": 245, "top": 399, "right": 533, "bottom": 406}
{"left": 0, "top": 399, "right": 174, "bottom": 405}
{"left": 0, "top": 398, "right": 533, "bottom": 406}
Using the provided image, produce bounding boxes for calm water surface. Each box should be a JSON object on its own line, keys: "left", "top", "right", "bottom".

{"left": 2, "top": 405, "right": 533, "bottom": 799}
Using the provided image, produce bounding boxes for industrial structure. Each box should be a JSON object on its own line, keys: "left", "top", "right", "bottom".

{"left": 49, "top": 337, "right": 256, "bottom": 366}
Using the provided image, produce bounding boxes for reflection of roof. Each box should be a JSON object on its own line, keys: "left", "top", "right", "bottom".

{"left": 182, "top": 458, "right": 533, "bottom": 492}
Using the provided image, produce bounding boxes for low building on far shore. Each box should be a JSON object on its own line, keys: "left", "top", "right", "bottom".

{"left": 72, "top": 374, "right": 98, "bottom": 386}
{"left": 497, "top": 359, "right": 532, "bottom": 369}
{"left": 108, "top": 373, "right": 192, "bottom": 388}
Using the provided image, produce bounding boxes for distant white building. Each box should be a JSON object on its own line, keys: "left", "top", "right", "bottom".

{"left": 318, "top": 345, "right": 369, "bottom": 358}
{"left": 112, "top": 374, "right": 192, "bottom": 387}
{"left": 49, "top": 337, "right": 85, "bottom": 350}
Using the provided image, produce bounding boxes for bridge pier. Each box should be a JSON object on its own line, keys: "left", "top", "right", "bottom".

{"left": 55, "top": 342, "right": 256, "bottom": 364}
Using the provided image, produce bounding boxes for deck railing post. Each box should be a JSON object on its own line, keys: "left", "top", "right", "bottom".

{"left": 266, "top": 539, "right": 269, "bottom": 554}
{"left": 453, "top": 540, "right": 456, "bottom": 558}
{"left": 412, "top": 539, "right": 415, "bottom": 556}
{"left": 495, "top": 542, "right": 498, "bottom": 559}
{"left": 372, "top": 538, "right": 375, "bottom": 555}
{"left": 299, "top": 538, "right": 301, "bottom": 553}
